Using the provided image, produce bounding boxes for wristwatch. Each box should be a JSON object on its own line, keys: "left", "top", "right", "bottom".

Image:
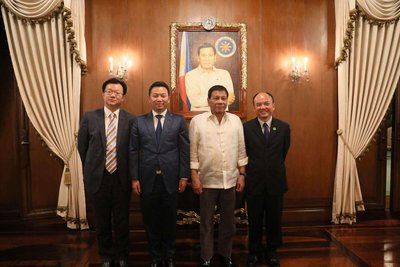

{"left": 239, "top": 172, "right": 246, "bottom": 177}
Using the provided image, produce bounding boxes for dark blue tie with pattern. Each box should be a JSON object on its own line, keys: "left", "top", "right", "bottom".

{"left": 155, "top": 114, "right": 163, "bottom": 143}
{"left": 263, "top": 122, "right": 269, "bottom": 143}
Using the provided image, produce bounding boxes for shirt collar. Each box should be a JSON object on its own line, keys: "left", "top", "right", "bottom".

{"left": 198, "top": 66, "right": 216, "bottom": 73}
{"left": 258, "top": 116, "right": 272, "bottom": 128}
{"left": 152, "top": 109, "right": 167, "bottom": 118}
{"left": 206, "top": 111, "right": 228, "bottom": 122}
{"left": 104, "top": 107, "right": 120, "bottom": 118}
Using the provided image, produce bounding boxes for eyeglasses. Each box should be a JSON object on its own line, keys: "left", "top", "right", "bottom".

{"left": 104, "top": 89, "right": 123, "bottom": 96}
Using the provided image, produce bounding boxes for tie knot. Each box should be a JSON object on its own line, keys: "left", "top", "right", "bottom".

{"left": 109, "top": 113, "right": 116, "bottom": 119}
{"left": 155, "top": 114, "right": 163, "bottom": 120}
{"left": 263, "top": 122, "right": 268, "bottom": 129}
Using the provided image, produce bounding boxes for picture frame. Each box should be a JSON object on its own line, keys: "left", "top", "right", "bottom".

{"left": 170, "top": 21, "right": 247, "bottom": 119}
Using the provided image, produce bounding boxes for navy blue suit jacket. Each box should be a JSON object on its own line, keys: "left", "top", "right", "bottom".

{"left": 78, "top": 108, "right": 136, "bottom": 194}
{"left": 129, "top": 111, "right": 190, "bottom": 194}
{"left": 243, "top": 117, "right": 290, "bottom": 196}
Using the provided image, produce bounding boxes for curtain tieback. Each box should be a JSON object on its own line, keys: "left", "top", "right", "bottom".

{"left": 336, "top": 129, "right": 358, "bottom": 159}
{"left": 64, "top": 132, "right": 78, "bottom": 185}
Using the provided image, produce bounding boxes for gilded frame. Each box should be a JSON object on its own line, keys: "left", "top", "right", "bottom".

{"left": 170, "top": 22, "right": 247, "bottom": 119}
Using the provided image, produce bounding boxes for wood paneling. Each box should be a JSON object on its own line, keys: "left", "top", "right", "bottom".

{"left": 0, "top": 0, "right": 392, "bottom": 225}
{"left": 0, "top": 19, "right": 19, "bottom": 215}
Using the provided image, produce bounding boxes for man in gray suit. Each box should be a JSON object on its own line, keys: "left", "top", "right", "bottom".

{"left": 78, "top": 78, "right": 136, "bottom": 267}
{"left": 129, "top": 81, "right": 190, "bottom": 267}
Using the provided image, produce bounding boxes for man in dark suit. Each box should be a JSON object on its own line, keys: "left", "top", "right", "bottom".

{"left": 78, "top": 78, "right": 136, "bottom": 267}
{"left": 129, "top": 81, "right": 190, "bottom": 267}
{"left": 243, "top": 92, "right": 290, "bottom": 267}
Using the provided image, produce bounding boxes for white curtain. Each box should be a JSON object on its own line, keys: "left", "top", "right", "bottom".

{"left": 1, "top": 0, "right": 88, "bottom": 229}
{"left": 333, "top": 0, "right": 400, "bottom": 224}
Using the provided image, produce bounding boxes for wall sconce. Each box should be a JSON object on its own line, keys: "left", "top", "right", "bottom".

{"left": 108, "top": 56, "right": 132, "bottom": 79}
{"left": 289, "top": 57, "right": 310, "bottom": 83}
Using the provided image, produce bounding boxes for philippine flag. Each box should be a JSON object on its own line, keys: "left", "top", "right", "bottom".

{"left": 178, "top": 31, "right": 192, "bottom": 111}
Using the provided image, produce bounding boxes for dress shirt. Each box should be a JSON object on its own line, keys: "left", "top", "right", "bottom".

{"left": 151, "top": 109, "right": 167, "bottom": 130}
{"left": 257, "top": 117, "right": 272, "bottom": 133}
{"left": 185, "top": 66, "right": 234, "bottom": 111}
{"left": 104, "top": 107, "right": 120, "bottom": 134}
{"left": 189, "top": 111, "right": 248, "bottom": 189}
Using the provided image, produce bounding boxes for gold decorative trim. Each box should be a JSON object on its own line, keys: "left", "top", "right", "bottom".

{"left": 170, "top": 22, "right": 247, "bottom": 90}
{"left": 0, "top": 1, "right": 87, "bottom": 74}
{"left": 62, "top": 7, "right": 87, "bottom": 74}
{"left": 335, "top": 5, "right": 400, "bottom": 68}
{"left": 177, "top": 208, "right": 248, "bottom": 225}
{"left": 335, "top": 8, "right": 358, "bottom": 68}
{"left": 57, "top": 206, "right": 88, "bottom": 227}
{"left": 0, "top": 1, "right": 64, "bottom": 24}
{"left": 358, "top": 5, "right": 400, "bottom": 26}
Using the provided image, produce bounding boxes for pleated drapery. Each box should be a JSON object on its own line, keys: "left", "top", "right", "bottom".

{"left": 333, "top": 0, "right": 400, "bottom": 224}
{"left": 1, "top": 0, "right": 88, "bottom": 229}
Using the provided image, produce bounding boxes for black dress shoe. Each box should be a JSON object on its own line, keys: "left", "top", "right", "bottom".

{"left": 219, "top": 256, "right": 237, "bottom": 267}
{"left": 201, "top": 259, "right": 211, "bottom": 266}
{"left": 150, "top": 259, "right": 162, "bottom": 267}
{"left": 165, "top": 257, "right": 175, "bottom": 267}
{"left": 247, "top": 255, "right": 259, "bottom": 267}
{"left": 102, "top": 258, "right": 114, "bottom": 267}
{"left": 266, "top": 251, "right": 280, "bottom": 267}
{"left": 118, "top": 258, "right": 128, "bottom": 267}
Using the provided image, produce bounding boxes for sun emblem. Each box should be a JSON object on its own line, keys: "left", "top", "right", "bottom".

{"left": 215, "top": 36, "right": 237, "bottom": 58}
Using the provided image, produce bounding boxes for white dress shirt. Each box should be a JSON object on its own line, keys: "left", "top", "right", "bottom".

{"left": 151, "top": 109, "right": 167, "bottom": 130}
{"left": 189, "top": 111, "right": 248, "bottom": 189}
{"left": 104, "top": 107, "right": 120, "bottom": 133}
{"left": 185, "top": 66, "right": 234, "bottom": 111}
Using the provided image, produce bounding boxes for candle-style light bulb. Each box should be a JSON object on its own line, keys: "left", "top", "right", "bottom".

{"left": 304, "top": 57, "right": 308, "bottom": 72}
{"left": 109, "top": 57, "right": 113, "bottom": 74}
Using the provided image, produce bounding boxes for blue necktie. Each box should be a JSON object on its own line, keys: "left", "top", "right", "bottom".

{"left": 263, "top": 122, "right": 269, "bottom": 143}
{"left": 155, "top": 114, "right": 163, "bottom": 143}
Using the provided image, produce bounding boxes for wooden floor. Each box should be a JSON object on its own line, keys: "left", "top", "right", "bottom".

{"left": 0, "top": 218, "right": 400, "bottom": 266}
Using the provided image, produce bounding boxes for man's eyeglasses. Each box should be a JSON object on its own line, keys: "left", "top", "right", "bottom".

{"left": 104, "top": 89, "right": 123, "bottom": 96}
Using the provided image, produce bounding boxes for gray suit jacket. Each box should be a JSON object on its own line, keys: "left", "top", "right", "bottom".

{"left": 129, "top": 111, "right": 190, "bottom": 194}
{"left": 78, "top": 108, "right": 136, "bottom": 194}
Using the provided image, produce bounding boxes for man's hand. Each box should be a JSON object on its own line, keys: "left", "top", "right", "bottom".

{"left": 132, "top": 180, "right": 141, "bottom": 195}
{"left": 178, "top": 178, "right": 188, "bottom": 193}
{"left": 236, "top": 175, "right": 245, "bottom": 192}
{"left": 191, "top": 170, "right": 203, "bottom": 195}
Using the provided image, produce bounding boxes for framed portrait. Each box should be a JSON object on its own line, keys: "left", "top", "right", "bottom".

{"left": 170, "top": 21, "right": 247, "bottom": 119}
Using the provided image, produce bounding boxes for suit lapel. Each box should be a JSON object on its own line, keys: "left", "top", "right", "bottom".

{"left": 160, "top": 111, "right": 173, "bottom": 145}
{"left": 268, "top": 118, "right": 278, "bottom": 143}
{"left": 251, "top": 118, "right": 265, "bottom": 144}
{"left": 98, "top": 109, "right": 106, "bottom": 151}
{"left": 117, "top": 110, "right": 126, "bottom": 151}
{"left": 145, "top": 112, "right": 157, "bottom": 146}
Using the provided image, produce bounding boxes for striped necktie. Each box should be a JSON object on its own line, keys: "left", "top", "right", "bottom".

{"left": 105, "top": 113, "right": 117, "bottom": 173}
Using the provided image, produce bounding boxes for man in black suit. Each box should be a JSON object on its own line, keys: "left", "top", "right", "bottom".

{"left": 129, "top": 81, "right": 190, "bottom": 267}
{"left": 78, "top": 78, "right": 136, "bottom": 267}
{"left": 243, "top": 92, "right": 290, "bottom": 267}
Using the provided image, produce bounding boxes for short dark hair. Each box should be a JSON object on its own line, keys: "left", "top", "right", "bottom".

{"left": 208, "top": 85, "right": 229, "bottom": 99}
{"left": 102, "top": 78, "right": 127, "bottom": 95}
{"left": 252, "top": 92, "right": 275, "bottom": 105}
{"left": 148, "top": 81, "right": 170, "bottom": 96}
{"left": 197, "top": 43, "right": 216, "bottom": 55}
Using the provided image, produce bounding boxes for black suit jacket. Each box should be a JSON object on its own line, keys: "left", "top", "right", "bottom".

{"left": 129, "top": 111, "right": 190, "bottom": 194}
{"left": 243, "top": 117, "right": 290, "bottom": 196}
{"left": 78, "top": 108, "right": 136, "bottom": 194}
